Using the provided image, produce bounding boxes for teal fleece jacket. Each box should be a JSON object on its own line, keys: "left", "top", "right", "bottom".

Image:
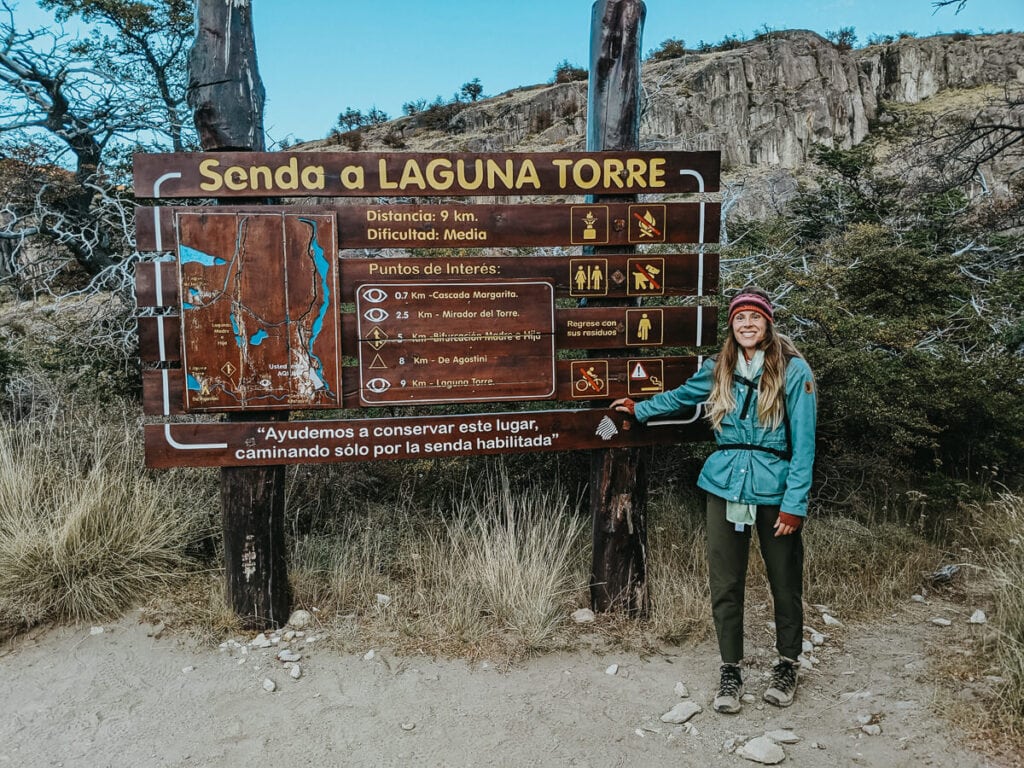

{"left": 633, "top": 356, "right": 817, "bottom": 516}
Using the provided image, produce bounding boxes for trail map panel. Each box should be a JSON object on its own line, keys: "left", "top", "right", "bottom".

{"left": 177, "top": 211, "right": 341, "bottom": 411}
{"left": 356, "top": 281, "right": 555, "bottom": 404}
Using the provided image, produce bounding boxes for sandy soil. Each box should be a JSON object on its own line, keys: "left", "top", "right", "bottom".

{"left": 0, "top": 599, "right": 1008, "bottom": 768}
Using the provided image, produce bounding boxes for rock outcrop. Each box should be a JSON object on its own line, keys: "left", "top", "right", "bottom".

{"left": 312, "top": 30, "right": 1024, "bottom": 217}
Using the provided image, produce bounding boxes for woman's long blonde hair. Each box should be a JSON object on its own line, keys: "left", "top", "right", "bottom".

{"left": 705, "top": 303, "right": 803, "bottom": 432}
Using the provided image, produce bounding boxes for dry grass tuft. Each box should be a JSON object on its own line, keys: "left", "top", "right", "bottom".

{"left": 644, "top": 495, "right": 712, "bottom": 645}
{"left": 289, "top": 468, "right": 588, "bottom": 657}
{"left": 0, "top": 401, "right": 211, "bottom": 636}
{"left": 965, "top": 492, "right": 1024, "bottom": 746}
{"left": 803, "top": 516, "right": 941, "bottom": 620}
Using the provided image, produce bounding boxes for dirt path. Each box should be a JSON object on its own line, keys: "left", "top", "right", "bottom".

{"left": 0, "top": 600, "right": 1004, "bottom": 768}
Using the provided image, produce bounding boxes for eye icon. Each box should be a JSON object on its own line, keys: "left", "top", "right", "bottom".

{"left": 363, "top": 307, "right": 389, "bottom": 323}
{"left": 361, "top": 288, "right": 387, "bottom": 303}
{"left": 366, "top": 378, "right": 391, "bottom": 394}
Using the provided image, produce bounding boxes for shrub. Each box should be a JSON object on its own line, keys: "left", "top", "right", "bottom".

{"left": 402, "top": 98, "right": 427, "bottom": 116}
{"left": 826, "top": 26, "right": 858, "bottom": 51}
{"left": 714, "top": 34, "right": 745, "bottom": 51}
{"left": 532, "top": 109, "right": 554, "bottom": 134}
{"left": 647, "top": 38, "right": 686, "bottom": 61}
{"left": 726, "top": 142, "right": 1024, "bottom": 509}
{"left": 382, "top": 129, "right": 406, "bottom": 148}
{"left": 337, "top": 129, "right": 363, "bottom": 150}
{"left": 553, "top": 59, "right": 587, "bottom": 84}
{"left": 415, "top": 97, "right": 469, "bottom": 132}
{"left": 460, "top": 78, "right": 483, "bottom": 102}
{"left": 0, "top": 400, "right": 210, "bottom": 634}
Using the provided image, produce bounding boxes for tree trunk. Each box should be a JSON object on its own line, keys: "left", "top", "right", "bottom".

{"left": 587, "top": 0, "right": 649, "bottom": 617}
{"left": 188, "top": 0, "right": 291, "bottom": 628}
{"left": 187, "top": 0, "right": 266, "bottom": 152}
{"left": 219, "top": 413, "right": 291, "bottom": 628}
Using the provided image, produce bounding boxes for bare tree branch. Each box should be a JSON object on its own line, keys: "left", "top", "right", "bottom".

{"left": 0, "top": 1, "right": 191, "bottom": 293}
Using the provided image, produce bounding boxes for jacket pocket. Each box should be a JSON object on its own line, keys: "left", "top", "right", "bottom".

{"left": 700, "top": 453, "right": 735, "bottom": 492}
{"left": 750, "top": 451, "right": 788, "bottom": 497}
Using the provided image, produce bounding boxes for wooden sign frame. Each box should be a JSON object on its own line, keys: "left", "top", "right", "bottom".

{"left": 134, "top": 150, "right": 723, "bottom": 466}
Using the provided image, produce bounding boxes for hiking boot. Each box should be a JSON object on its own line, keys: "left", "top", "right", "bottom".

{"left": 763, "top": 658, "right": 799, "bottom": 707}
{"left": 713, "top": 663, "right": 744, "bottom": 714}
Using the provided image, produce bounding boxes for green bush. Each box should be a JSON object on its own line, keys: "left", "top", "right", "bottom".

{"left": 727, "top": 143, "right": 1024, "bottom": 513}
{"left": 553, "top": 60, "right": 587, "bottom": 84}
{"left": 647, "top": 38, "right": 686, "bottom": 62}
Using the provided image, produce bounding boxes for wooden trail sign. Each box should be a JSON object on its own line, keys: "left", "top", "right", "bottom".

{"left": 133, "top": 150, "right": 721, "bottom": 199}
{"left": 135, "top": 202, "right": 721, "bottom": 253}
{"left": 136, "top": 252, "right": 721, "bottom": 307}
{"left": 143, "top": 408, "right": 710, "bottom": 469}
{"left": 142, "top": 355, "right": 703, "bottom": 417}
{"left": 134, "top": 150, "right": 723, "bottom": 465}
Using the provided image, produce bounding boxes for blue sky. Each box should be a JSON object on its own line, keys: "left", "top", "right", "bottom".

{"left": 252, "top": 0, "right": 1023, "bottom": 145}
{"left": 10, "top": 1, "right": 1024, "bottom": 146}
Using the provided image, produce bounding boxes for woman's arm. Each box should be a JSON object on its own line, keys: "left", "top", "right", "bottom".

{"left": 630, "top": 358, "right": 716, "bottom": 424}
{"left": 780, "top": 357, "right": 817, "bottom": 517}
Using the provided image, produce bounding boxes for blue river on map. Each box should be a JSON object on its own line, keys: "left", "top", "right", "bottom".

{"left": 300, "top": 217, "right": 331, "bottom": 392}
{"left": 179, "top": 245, "right": 227, "bottom": 267}
{"left": 229, "top": 313, "right": 245, "bottom": 348}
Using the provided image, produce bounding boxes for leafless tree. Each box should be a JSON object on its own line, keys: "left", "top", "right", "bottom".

{"left": 932, "top": 0, "right": 969, "bottom": 12}
{"left": 892, "top": 84, "right": 1024, "bottom": 208}
{"left": 0, "top": 0, "right": 192, "bottom": 294}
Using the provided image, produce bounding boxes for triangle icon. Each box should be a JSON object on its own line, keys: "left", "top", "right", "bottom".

{"left": 631, "top": 362, "right": 647, "bottom": 379}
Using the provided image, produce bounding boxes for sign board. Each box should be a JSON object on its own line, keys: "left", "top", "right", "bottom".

{"left": 355, "top": 280, "right": 556, "bottom": 404}
{"left": 133, "top": 151, "right": 721, "bottom": 199}
{"left": 134, "top": 149, "right": 723, "bottom": 464}
{"left": 143, "top": 409, "right": 710, "bottom": 469}
{"left": 137, "top": 253, "right": 720, "bottom": 306}
{"left": 135, "top": 202, "right": 721, "bottom": 253}
{"left": 141, "top": 356, "right": 704, "bottom": 415}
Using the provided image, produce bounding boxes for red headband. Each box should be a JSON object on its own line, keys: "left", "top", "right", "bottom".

{"left": 728, "top": 293, "right": 773, "bottom": 324}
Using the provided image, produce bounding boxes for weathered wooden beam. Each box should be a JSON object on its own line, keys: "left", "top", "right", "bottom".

{"left": 187, "top": 0, "right": 266, "bottom": 152}
{"left": 588, "top": 0, "right": 651, "bottom": 618}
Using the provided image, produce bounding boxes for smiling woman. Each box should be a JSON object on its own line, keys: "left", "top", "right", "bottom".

{"left": 611, "top": 285, "right": 817, "bottom": 713}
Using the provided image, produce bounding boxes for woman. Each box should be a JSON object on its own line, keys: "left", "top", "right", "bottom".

{"left": 611, "top": 287, "right": 816, "bottom": 713}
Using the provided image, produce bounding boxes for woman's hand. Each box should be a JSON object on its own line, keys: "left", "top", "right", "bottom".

{"left": 773, "top": 511, "right": 803, "bottom": 537}
{"left": 610, "top": 397, "right": 635, "bottom": 415}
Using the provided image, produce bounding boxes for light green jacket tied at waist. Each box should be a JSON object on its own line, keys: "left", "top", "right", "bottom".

{"left": 633, "top": 356, "right": 817, "bottom": 517}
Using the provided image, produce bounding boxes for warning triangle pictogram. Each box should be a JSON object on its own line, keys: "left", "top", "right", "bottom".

{"left": 631, "top": 362, "right": 647, "bottom": 379}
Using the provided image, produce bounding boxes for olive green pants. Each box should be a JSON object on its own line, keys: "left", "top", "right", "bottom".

{"left": 706, "top": 494, "right": 804, "bottom": 664}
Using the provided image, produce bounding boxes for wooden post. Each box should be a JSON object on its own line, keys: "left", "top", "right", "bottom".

{"left": 587, "top": 0, "right": 649, "bottom": 616}
{"left": 188, "top": 0, "right": 292, "bottom": 628}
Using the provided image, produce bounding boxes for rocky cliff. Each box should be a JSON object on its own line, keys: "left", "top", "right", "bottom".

{"left": 310, "top": 30, "right": 1024, "bottom": 218}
